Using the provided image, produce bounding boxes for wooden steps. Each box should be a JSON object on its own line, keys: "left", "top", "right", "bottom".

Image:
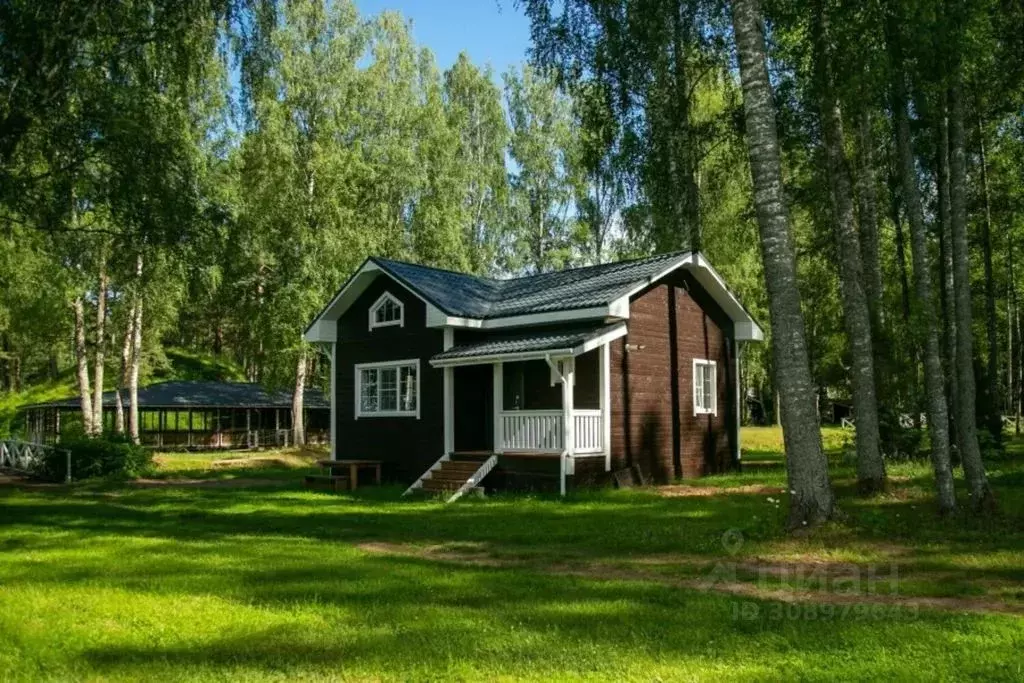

{"left": 420, "top": 460, "right": 485, "bottom": 493}
{"left": 404, "top": 454, "right": 498, "bottom": 502}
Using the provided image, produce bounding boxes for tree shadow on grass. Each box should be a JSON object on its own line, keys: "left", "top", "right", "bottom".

{"left": 72, "top": 558, "right": 1022, "bottom": 681}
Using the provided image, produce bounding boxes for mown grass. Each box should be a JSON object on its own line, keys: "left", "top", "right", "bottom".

{"left": 0, "top": 430, "right": 1022, "bottom": 681}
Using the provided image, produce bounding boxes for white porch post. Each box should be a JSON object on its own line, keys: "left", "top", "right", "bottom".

{"left": 443, "top": 328, "right": 454, "bottom": 455}
{"left": 330, "top": 342, "right": 337, "bottom": 460}
{"left": 561, "top": 357, "right": 575, "bottom": 497}
{"left": 600, "top": 342, "right": 611, "bottom": 472}
{"left": 493, "top": 362, "right": 503, "bottom": 453}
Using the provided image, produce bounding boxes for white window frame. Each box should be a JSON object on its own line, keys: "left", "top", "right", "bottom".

{"left": 368, "top": 291, "right": 404, "bottom": 330}
{"left": 693, "top": 358, "right": 717, "bottom": 416}
{"left": 354, "top": 358, "right": 420, "bottom": 419}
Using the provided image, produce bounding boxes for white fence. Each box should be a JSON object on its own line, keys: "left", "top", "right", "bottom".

{"left": 0, "top": 439, "right": 71, "bottom": 482}
{"left": 499, "top": 410, "right": 603, "bottom": 453}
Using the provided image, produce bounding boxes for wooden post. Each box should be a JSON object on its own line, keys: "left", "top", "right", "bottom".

{"left": 55, "top": 409, "right": 61, "bottom": 444}
{"left": 492, "top": 363, "right": 503, "bottom": 454}
{"left": 600, "top": 342, "right": 611, "bottom": 472}
{"left": 187, "top": 408, "right": 192, "bottom": 448}
{"left": 329, "top": 342, "right": 337, "bottom": 458}
{"left": 443, "top": 367, "right": 454, "bottom": 454}
{"left": 216, "top": 408, "right": 221, "bottom": 448}
{"left": 561, "top": 357, "right": 575, "bottom": 497}
{"left": 246, "top": 408, "right": 251, "bottom": 449}
{"left": 443, "top": 328, "right": 454, "bottom": 456}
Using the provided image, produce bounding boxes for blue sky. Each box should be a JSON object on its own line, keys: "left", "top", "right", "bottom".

{"left": 354, "top": 0, "right": 532, "bottom": 75}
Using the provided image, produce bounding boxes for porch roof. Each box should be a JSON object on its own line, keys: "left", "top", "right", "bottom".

{"left": 430, "top": 322, "right": 627, "bottom": 367}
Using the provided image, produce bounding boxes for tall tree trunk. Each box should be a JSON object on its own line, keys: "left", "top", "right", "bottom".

{"left": 1007, "top": 232, "right": 1015, "bottom": 436}
{"left": 731, "top": 0, "right": 834, "bottom": 528}
{"left": 935, "top": 95, "right": 959, "bottom": 449}
{"left": 115, "top": 310, "right": 134, "bottom": 435}
{"left": 128, "top": 255, "right": 144, "bottom": 445}
{"left": 854, "top": 110, "right": 885, "bottom": 327}
{"left": 292, "top": 348, "right": 307, "bottom": 447}
{"left": 948, "top": 80, "right": 994, "bottom": 511}
{"left": 72, "top": 296, "right": 94, "bottom": 436}
{"left": 886, "top": 12, "right": 956, "bottom": 514}
{"left": 813, "top": 2, "right": 886, "bottom": 493}
{"left": 888, "top": 170, "right": 912, "bottom": 322}
{"left": 92, "top": 257, "right": 108, "bottom": 434}
{"left": 977, "top": 113, "right": 1001, "bottom": 444}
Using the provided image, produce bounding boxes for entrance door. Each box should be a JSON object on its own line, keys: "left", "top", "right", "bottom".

{"left": 453, "top": 364, "right": 493, "bottom": 452}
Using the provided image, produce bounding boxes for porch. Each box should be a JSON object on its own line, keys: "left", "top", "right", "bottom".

{"left": 427, "top": 322, "right": 627, "bottom": 494}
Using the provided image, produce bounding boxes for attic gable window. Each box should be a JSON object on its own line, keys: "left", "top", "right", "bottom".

{"left": 369, "top": 292, "right": 404, "bottom": 330}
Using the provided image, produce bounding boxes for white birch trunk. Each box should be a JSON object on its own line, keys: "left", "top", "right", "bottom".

{"left": 92, "top": 259, "right": 108, "bottom": 434}
{"left": 128, "top": 255, "right": 144, "bottom": 445}
{"left": 292, "top": 348, "right": 307, "bottom": 447}
{"left": 72, "top": 297, "right": 94, "bottom": 436}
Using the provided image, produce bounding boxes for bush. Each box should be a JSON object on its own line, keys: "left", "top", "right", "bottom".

{"left": 36, "top": 435, "right": 152, "bottom": 481}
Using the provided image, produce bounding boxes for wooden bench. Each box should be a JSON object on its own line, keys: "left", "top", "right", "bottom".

{"left": 314, "top": 459, "right": 383, "bottom": 491}
{"left": 303, "top": 474, "right": 350, "bottom": 493}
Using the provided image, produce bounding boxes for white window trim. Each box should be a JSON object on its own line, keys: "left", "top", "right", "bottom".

{"left": 354, "top": 358, "right": 421, "bottom": 419}
{"left": 693, "top": 358, "right": 717, "bottom": 416}
{"left": 368, "top": 291, "right": 404, "bottom": 330}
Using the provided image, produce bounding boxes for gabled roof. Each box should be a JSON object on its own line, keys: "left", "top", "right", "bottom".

{"left": 305, "top": 251, "right": 764, "bottom": 342}
{"left": 375, "top": 251, "right": 686, "bottom": 319}
{"left": 22, "top": 381, "right": 329, "bottom": 410}
{"left": 431, "top": 322, "right": 627, "bottom": 367}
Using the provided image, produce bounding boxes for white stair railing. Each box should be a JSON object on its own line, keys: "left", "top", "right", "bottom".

{"left": 402, "top": 452, "right": 450, "bottom": 496}
{"left": 446, "top": 455, "right": 498, "bottom": 503}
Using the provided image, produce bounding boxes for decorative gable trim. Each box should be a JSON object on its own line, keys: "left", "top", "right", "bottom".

{"left": 368, "top": 291, "right": 404, "bottom": 330}
{"left": 304, "top": 260, "right": 445, "bottom": 343}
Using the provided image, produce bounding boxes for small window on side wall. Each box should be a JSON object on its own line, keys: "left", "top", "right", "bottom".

{"left": 369, "top": 292, "right": 404, "bottom": 330}
{"left": 693, "top": 359, "right": 717, "bottom": 415}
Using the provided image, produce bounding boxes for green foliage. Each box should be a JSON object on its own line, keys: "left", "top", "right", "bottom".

{"left": 503, "top": 65, "right": 579, "bottom": 273}
{"left": 36, "top": 434, "right": 152, "bottom": 481}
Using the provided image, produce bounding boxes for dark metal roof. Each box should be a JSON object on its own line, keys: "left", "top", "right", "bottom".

{"left": 432, "top": 322, "right": 624, "bottom": 363}
{"left": 22, "top": 381, "right": 329, "bottom": 410}
{"left": 373, "top": 250, "right": 687, "bottom": 319}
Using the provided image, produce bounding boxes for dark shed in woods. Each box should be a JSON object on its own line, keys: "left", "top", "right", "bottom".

{"left": 20, "top": 380, "right": 330, "bottom": 449}
{"left": 305, "top": 251, "right": 763, "bottom": 496}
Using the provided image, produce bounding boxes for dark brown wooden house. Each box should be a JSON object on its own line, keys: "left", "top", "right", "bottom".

{"left": 305, "top": 251, "right": 762, "bottom": 496}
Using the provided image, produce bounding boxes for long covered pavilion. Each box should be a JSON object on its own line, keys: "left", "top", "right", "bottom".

{"left": 20, "top": 381, "right": 329, "bottom": 449}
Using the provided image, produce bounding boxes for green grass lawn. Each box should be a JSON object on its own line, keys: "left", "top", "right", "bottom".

{"left": 1, "top": 429, "right": 1023, "bottom": 681}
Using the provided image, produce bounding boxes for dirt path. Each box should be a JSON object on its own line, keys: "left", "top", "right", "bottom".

{"left": 129, "top": 477, "right": 293, "bottom": 489}
{"left": 357, "top": 541, "right": 1024, "bottom": 617}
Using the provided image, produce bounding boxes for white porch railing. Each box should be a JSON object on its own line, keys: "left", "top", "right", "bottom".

{"left": 501, "top": 410, "right": 563, "bottom": 451}
{"left": 499, "top": 409, "right": 603, "bottom": 453}
{"left": 573, "top": 410, "right": 603, "bottom": 453}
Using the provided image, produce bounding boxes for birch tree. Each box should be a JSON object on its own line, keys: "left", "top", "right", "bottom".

{"left": 731, "top": 0, "right": 834, "bottom": 527}
{"left": 810, "top": 0, "right": 886, "bottom": 494}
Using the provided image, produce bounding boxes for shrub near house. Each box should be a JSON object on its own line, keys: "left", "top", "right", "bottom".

{"left": 36, "top": 435, "right": 152, "bottom": 481}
